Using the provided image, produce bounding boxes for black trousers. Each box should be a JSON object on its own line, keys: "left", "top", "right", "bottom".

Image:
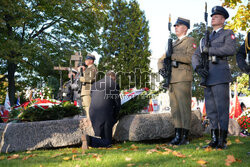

{"left": 204, "top": 83, "right": 230, "bottom": 131}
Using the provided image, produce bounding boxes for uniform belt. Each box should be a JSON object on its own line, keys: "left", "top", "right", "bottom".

{"left": 208, "top": 56, "right": 228, "bottom": 61}
{"left": 171, "top": 61, "right": 189, "bottom": 67}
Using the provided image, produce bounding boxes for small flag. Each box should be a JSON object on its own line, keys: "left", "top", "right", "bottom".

{"left": 16, "top": 91, "right": 20, "bottom": 106}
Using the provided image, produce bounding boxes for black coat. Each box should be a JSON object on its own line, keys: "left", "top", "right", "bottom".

{"left": 89, "top": 76, "right": 121, "bottom": 140}
{"left": 236, "top": 32, "right": 250, "bottom": 73}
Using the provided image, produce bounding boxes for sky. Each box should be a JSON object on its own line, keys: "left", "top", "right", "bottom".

{"left": 93, "top": 0, "right": 248, "bottom": 72}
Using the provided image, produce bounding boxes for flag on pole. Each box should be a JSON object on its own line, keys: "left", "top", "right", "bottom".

{"left": 16, "top": 91, "right": 20, "bottom": 106}
{"left": 2, "top": 92, "right": 11, "bottom": 122}
{"left": 230, "top": 83, "right": 242, "bottom": 119}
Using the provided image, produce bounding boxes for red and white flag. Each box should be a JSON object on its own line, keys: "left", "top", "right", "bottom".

{"left": 230, "top": 83, "right": 242, "bottom": 119}
{"left": 2, "top": 93, "right": 11, "bottom": 122}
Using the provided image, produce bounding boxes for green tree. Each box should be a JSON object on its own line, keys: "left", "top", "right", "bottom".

{"left": 0, "top": 0, "right": 111, "bottom": 105}
{"left": 98, "top": 0, "right": 151, "bottom": 90}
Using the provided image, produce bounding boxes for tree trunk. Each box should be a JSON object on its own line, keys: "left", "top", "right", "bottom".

{"left": 7, "top": 60, "right": 17, "bottom": 106}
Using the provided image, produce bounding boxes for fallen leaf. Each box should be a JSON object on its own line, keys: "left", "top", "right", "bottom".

{"left": 0, "top": 156, "right": 5, "bottom": 160}
{"left": 146, "top": 149, "right": 158, "bottom": 154}
{"left": 236, "top": 158, "right": 242, "bottom": 163}
{"left": 161, "top": 151, "right": 170, "bottom": 155}
{"left": 22, "top": 154, "right": 37, "bottom": 160}
{"left": 183, "top": 160, "right": 186, "bottom": 163}
{"left": 196, "top": 147, "right": 200, "bottom": 150}
{"left": 205, "top": 147, "right": 212, "bottom": 152}
{"left": 130, "top": 144, "right": 139, "bottom": 151}
{"left": 51, "top": 153, "right": 66, "bottom": 158}
{"left": 172, "top": 151, "right": 186, "bottom": 158}
{"left": 122, "top": 149, "right": 128, "bottom": 152}
{"left": 96, "top": 156, "right": 101, "bottom": 161}
{"left": 164, "top": 148, "right": 173, "bottom": 152}
{"left": 72, "top": 149, "right": 78, "bottom": 153}
{"left": 127, "top": 164, "right": 135, "bottom": 167}
{"left": 188, "top": 155, "right": 192, "bottom": 157}
{"left": 75, "top": 165, "right": 80, "bottom": 167}
{"left": 225, "top": 155, "right": 236, "bottom": 166}
{"left": 125, "top": 157, "right": 132, "bottom": 161}
{"left": 7, "top": 154, "right": 19, "bottom": 160}
{"left": 26, "top": 151, "right": 32, "bottom": 154}
{"left": 62, "top": 157, "right": 71, "bottom": 161}
{"left": 72, "top": 155, "right": 77, "bottom": 160}
{"left": 235, "top": 139, "right": 243, "bottom": 144}
{"left": 197, "top": 159, "right": 208, "bottom": 165}
{"left": 199, "top": 143, "right": 203, "bottom": 146}
{"left": 227, "top": 140, "right": 232, "bottom": 146}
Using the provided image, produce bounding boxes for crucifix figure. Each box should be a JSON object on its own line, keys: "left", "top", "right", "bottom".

{"left": 54, "top": 52, "right": 82, "bottom": 100}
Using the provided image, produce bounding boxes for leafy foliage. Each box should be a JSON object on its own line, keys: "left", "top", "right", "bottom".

{"left": 231, "top": 73, "right": 250, "bottom": 96}
{"left": 0, "top": 0, "right": 111, "bottom": 105}
{"left": 9, "top": 103, "right": 81, "bottom": 122}
{"left": 98, "top": 0, "right": 151, "bottom": 90}
{"left": 222, "top": 0, "right": 250, "bottom": 32}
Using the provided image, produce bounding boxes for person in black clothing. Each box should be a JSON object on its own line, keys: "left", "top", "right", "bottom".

{"left": 82, "top": 71, "right": 121, "bottom": 149}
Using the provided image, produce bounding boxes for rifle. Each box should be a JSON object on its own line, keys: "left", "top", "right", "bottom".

{"left": 200, "top": 2, "right": 210, "bottom": 87}
{"left": 162, "top": 14, "right": 173, "bottom": 89}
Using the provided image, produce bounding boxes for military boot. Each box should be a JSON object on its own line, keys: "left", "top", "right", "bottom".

{"left": 203, "top": 129, "right": 219, "bottom": 148}
{"left": 217, "top": 129, "right": 228, "bottom": 149}
{"left": 170, "top": 128, "right": 182, "bottom": 145}
{"left": 179, "top": 129, "right": 189, "bottom": 145}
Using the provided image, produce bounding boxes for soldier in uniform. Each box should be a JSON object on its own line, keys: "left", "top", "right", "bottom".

{"left": 236, "top": 31, "right": 250, "bottom": 78}
{"left": 62, "top": 68, "right": 78, "bottom": 102}
{"left": 158, "top": 17, "right": 196, "bottom": 145}
{"left": 192, "top": 6, "right": 236, "bottom": 149}
{"left": 78, "top": 53, "right": 97, "bottom": 118}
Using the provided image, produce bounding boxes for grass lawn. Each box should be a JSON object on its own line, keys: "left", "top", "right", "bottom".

{"left": 0, "top": 135, "right": 249, "bottom": 167}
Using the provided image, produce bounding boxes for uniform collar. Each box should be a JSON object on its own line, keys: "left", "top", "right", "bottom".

{"left": 178, "top": 35, "right": 187, "bottom": 41}
{"left": 213, "top": 27, "right": 223, "bottom": 33}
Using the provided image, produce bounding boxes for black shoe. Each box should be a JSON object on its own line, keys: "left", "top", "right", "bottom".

{"left": 217, "top": 129, "right": 228, "bottom": 149}
{"left": 179, "top": 129, "right": 189, "bottom": 145}
{"left": 170, "top": 128, "right": 182, "bottom": 145}
{"left": 203, "top": 129, "right": 219, "bottom": 148}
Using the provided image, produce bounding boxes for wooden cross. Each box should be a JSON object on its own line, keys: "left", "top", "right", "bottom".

{"left": 53, "top": 52, "right": 82, "bottom": 100}
{"left": 53, "top": 52, "right": 82, "bottom": 71}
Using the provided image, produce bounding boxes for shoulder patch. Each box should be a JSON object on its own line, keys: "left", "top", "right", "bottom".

{"left": 192, "top": 43, "right": 197, "bottom": 49}
{"left": 231, "top": 34, "right": 235, "bottom": 40}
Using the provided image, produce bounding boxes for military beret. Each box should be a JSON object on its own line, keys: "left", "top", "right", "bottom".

{"left": 211, "top": 6, "right": 229, "bottom": 19}
{"left": 174, "top": 17, "right": 190, "bottom": 29}
{"left": 85, "top": 53, "right": 95, "bottom": 60}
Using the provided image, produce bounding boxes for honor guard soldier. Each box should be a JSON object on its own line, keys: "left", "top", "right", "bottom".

{"left": 79, "top": 54, "right": 97, "bottom": 118}
{"left": 62, "top": 68, "right": 78, "bottom": 102}
{"left": 158, "top": 17, "right": 196, "bottom": 145}
{"left": 236, "top": 32, "right": 250, "bottom": 88}
{"left": 192, "top": 6, "right": 236, "bottom": 149}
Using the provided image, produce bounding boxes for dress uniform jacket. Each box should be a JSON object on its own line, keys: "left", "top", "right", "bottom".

{"left": 89, "top": 76, "right": 121, "bottom": 141}
{"left": 158, "top": 36, "right": 196, "bottom": 83}
{"left": 236, "top": 32, "right": 250, "bottom": 72}
{"left": 158, "top": 36, "right": 196, "bottom": 130}
{"left": 80, "top": 64, "right": 97, "bottom": 95}
{"left": 192, "top": 28, "right": 236, "bottom": 85}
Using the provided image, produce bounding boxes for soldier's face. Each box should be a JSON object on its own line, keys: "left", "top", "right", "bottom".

{"left": 174, "top": 24, "right": 187, "bottom": 37}
{"left": 211, "top": 14, "right": 225, "bottom": 27}
{"left": 85, "top": 59, "right": 94, "bottom": 66}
